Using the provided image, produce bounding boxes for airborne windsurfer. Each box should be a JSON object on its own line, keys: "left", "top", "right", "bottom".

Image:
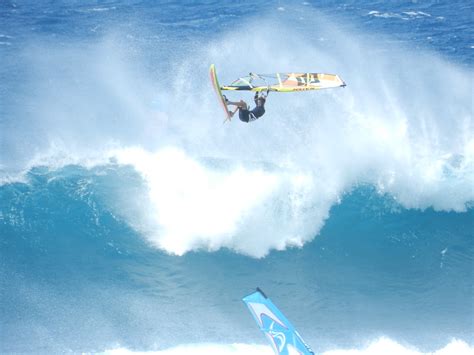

{"left": 224, "top": 92, "right": 267, "bottom": 123}
{"left": 210, "top": 65, "right": 346, "bottom": 123}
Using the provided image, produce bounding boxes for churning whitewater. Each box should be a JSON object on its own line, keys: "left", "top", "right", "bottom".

{"left": 1, "top": 1, "right": 473, "bottom": 354}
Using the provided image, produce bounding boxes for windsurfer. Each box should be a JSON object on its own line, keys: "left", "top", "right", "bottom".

{"left": 224, "top": 92, "right": 267, "bottom": 123}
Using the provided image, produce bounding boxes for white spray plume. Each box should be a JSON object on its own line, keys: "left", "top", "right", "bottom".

{"left": 3, "top": 11, "right": 472, "bottom": 256}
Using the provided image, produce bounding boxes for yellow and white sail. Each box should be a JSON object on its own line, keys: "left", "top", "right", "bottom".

{"left": 220, "top": 72, "right": 346, "bottom": 92}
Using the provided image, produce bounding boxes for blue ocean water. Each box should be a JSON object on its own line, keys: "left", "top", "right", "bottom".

{"left": 1, "top": 1, "right": 473, "bottom": 354}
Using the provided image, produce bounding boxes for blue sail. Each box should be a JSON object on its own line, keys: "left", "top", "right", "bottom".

{"left": 242, "top": 288, "right": 315, "bottom": 355}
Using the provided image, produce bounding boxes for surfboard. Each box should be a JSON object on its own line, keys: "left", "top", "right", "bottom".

{"left": 209, "top": 64, "right": 232, "bottom": 122}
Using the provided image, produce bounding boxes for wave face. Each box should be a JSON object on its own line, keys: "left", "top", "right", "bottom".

{"left": 1, "top": 166, "right": 472, "bottom": 352}
{"left": 1, "top": 0, "right": 473, "bottom": 353}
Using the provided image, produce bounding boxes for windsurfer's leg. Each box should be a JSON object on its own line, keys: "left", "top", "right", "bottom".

{"left": 230, "top": 106, "right": 240, "bottom": 117}
{"left": 225, "top": 97, "right": 248, "bottom": 109}
{"left": 230, "top": 100, "right": 248, "bottom": 109}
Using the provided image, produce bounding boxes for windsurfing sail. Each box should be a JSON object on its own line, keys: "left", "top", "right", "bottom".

{"left": 221, "top": 72, "right": 346, "bottom": 92}
{"left": 242, "top": 288, "right": 315, "bottom": 355}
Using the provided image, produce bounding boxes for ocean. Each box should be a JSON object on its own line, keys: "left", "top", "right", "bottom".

{"left": 0, "top": 1, "right": 473, "bottom": 354}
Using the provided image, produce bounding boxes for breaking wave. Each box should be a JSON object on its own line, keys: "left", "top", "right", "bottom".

{"left": 2, "top": 10, "right": 473, "bottom": 257}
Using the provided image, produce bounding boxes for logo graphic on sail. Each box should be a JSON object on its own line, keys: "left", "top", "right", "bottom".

{"left": 242, "top": 288, "right": 315, "bottom": 355}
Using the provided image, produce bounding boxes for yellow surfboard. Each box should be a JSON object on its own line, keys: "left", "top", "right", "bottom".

{"left": 209, "top": 64, "right": 232, "bottom": 122}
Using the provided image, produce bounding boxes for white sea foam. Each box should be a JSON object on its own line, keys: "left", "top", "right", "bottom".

{"left": 368, "top": 11, "right": 432, "bottom": 20}
{"left": 110, "top": 13, "right": 472, "bottom": 256}
{"left": 101, "top": 338, "right": 472, "bottom": 355}
{"left": 76, "top": 6, "right": 117, "bottom": 13}
{"left": 112, "top": 146, "right": 322, "bottom": 257}
{"left": 368, "top": 11, "right": 406, "bottom": 19}
{"left": 3, "top": 9, "right": 473, "bottom": 256}
{"left": 403, "top": 11, "right": 431, "bottom": 18}
{"left": 101, "top": 343, "right": 272, "bottom": 355}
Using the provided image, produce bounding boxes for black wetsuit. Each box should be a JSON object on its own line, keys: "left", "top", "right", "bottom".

{"left": 239, "top": 96, "right": 265, "bottom": 123}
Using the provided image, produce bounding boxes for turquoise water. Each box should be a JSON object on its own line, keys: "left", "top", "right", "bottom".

{"left": 1, "top": 1, "right": 473, "bottom": 353}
